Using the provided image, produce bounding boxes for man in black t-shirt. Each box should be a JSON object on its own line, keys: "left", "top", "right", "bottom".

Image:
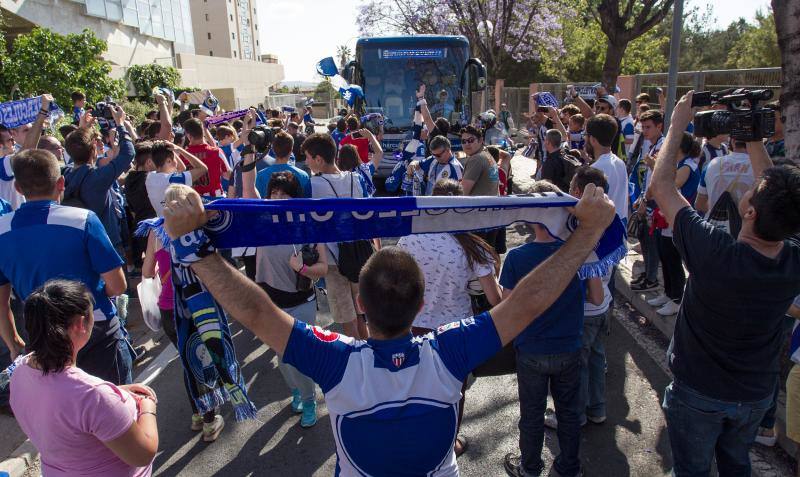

{"left": 649, "top": 91, "right": 800, "bottom": 477}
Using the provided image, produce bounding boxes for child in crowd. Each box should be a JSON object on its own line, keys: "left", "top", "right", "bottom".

{"left": 568, "top": 114, "right": 586, "bottom": 151}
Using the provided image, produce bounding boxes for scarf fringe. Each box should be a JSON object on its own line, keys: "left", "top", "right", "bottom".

{"left": 578, "top": 244, "right": 628, "bottom": 280}
{"left": 134, "top": 218, "right": 171, "bottom": 248}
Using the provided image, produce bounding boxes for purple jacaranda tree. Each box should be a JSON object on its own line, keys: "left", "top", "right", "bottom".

{"left": 357, "top": 0, "right": 567, "bottom": 80}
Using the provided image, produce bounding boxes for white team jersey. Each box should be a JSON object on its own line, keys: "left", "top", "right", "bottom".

{"left": 283, "top": 313, "right": 501, "bottom": 476}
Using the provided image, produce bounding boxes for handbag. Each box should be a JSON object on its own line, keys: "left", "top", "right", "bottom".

{"left": 295, "top": 244, "right": 320, "bottom": 291}
{"left": 627, "top": 212, "right": 646, "bottom": 237}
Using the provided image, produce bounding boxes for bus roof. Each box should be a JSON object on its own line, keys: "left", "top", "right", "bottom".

{"left": 356, "top": 35, "right": 469, "bottom": 49}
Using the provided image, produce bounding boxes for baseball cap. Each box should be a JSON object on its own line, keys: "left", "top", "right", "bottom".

{"left": 597, "top": 95, "right": 617, "bottom": 110}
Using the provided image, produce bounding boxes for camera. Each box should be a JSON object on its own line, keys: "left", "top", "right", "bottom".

{"left": 693, "top": 88, "right": 776, "bottom": 142}
{"left": 95, "top": 100, "right": 117, "bottom": 130}
{"left": 245, "top": 125, "right": 274, "bottom": 154}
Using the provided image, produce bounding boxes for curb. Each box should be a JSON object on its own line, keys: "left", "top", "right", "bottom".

{"left": 615, "top": 250, "right": 798, "bottom": 461}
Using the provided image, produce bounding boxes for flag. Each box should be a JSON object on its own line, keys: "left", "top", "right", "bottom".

{"left": 316, "top": 57, "right": 339, "bottom": 77}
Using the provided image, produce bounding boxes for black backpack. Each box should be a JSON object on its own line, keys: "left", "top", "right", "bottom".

{"left": 707, "top": 190, "right": 742, "bottom": 238}
{"left": 61, "top": 167, "right": 90, "bottom": 209}
{"left": 319, "top": 175, "right": 375, "bottom": 283}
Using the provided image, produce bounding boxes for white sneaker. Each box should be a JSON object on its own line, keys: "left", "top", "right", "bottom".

{"left": 656, "top": 300, "right": 681, "bottom": 316}
{"left": 202, "top": 415, "right": 225, "bottom": 442}
{"left": 647, "top": 294, "right": 670, "bottom": 307}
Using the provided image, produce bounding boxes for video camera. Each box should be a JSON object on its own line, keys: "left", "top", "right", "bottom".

{"left": 95, "top": 99, "right": 117, "bottom": 130}
{"left": 692, "top": 88, "right": 775, "bottom": 142}
{"left": 244, "top": 125, "right": 275, "bottom": 155}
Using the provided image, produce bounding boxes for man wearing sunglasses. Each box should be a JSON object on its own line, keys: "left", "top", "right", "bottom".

{"left": 406, "top": 135, "right": 463, "bottom": 196}
{"left": 460, "top": 125, "right": 499, "bottom": 197}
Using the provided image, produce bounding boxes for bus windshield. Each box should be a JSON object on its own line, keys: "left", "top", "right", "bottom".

{"left": 357, "top": 45, "right": 467, "bottom": 131}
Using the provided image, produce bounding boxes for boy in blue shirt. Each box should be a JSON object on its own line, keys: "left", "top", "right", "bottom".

{"left": 501, "top": 180, "right": 604, "bottom": 477}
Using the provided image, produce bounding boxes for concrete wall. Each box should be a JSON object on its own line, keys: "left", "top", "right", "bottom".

{"left": 1, "top": 0, "right": 176, "bottom": 67}
{"left": 176, "top": 53, "right": 284, "bottom": 109}
{"left": 190, "top": 0, "right": 235, "bottom": 58}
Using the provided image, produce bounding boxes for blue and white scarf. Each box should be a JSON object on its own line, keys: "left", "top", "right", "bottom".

{"left": 203, "top": 194, "right": 626, "bottom": 279}
{"left": 0, "top": 96, "right": 64, "bottom": 128}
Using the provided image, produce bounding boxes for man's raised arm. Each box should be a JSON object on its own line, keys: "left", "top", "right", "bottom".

{"left": 163, "top": 186, "right": 294, "bottom": 355}
{"left": 489, "top": 184, "right": 616, "bottom": 345}
{"left": 649, "top": 91, "right": 694, "bottom": 227}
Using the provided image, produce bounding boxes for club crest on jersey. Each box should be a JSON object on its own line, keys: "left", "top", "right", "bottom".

{"left": 437, "top": 321, "right": 461, "bottom": 334}
{"left": 392, "top": 352, "right": 405, "bottom": 367}
{"left": 311, "top": 326, "right": 339, "bottom": 343}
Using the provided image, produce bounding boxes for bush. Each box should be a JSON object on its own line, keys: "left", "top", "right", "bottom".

{"left": 119, "top": 99, "right": 154, "bottom": 126}
{"left": 126, "top": 64, "right": 182, "bottom": 98}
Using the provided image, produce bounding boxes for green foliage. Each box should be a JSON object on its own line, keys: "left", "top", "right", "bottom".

{"left": 314, "top": 81, "right": 337, "bottom": 100}
{"left": 125, "top": 63, "right": 182, "bottom": 98}
{"left": 725, "top": 10, "right": 780, "bottom": 69}
{"left": 0, "top": 28, "right": 124, "bottom": 108}
{"left": 118, "top": 99, "right": 153, "bottom": 125}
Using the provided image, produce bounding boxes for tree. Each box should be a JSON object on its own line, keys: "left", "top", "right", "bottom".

{"left": 337, "top": 45, "right": 353, "bottom": 71}
{"left": 1, "top": 28, "right": 124, "bottom": 108}
{"left": 357, "top": 0, "right": 566, "bottom": 81}
{"left": 590, "top": 0, "right": 675, "bottom": 90}
{"left": 125, "top": 63, "right": 182, "bottom": 98}
{"left": 772, "top": 0, "right": 800, "bottom": 165}
{"left": 725, "top": 9, "right": 780, "bottom": 69}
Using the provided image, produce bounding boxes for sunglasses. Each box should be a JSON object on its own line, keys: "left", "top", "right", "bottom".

{"left": 432, "top": 150, "right": 448, "bottom": 158}
{"left": 461, "top": 137, "right": 478, "bottom": 145}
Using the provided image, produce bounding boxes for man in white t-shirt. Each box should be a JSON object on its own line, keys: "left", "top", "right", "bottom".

{"left": 304, "top": 133, "right": 368, "bottom": 340}
{"left": 695, "top": 140, "right": 753, "bottom": 217}
{"left": 0, "top": 125, "right": 27, "bottom": 210}
{"left": 616, "top": 99, "right": 636, "bottom": 156}
{"left": 585, "top": 114, "right": 628, "bottom": 223}
{"left": 145, "top": 141, "right": 208, "bottom": 216}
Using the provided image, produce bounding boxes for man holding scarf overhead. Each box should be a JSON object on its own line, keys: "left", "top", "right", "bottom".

{"left": 160, "top": 179, "right": 617, "bottom": 477}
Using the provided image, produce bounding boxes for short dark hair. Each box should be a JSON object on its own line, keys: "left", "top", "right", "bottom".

{"left": 569, "top": 114, "right": 585, "bottom": 127}
{"left": 679, "top": 132, "right": 701, "bottom": 157}
{"left": 345, "top": 115, "right": 360, "bottom": 131}
{"left": 336, "top": 118, "right": 347, "bottom": 132}
{"left": 750, "top": 165, "right": 800, "bottom": 241}
{"left": 24, "top": 279, "right": 94, "bottom": 375}
{"left": 146, "top": 121, "right": 162, "bottom": 138}
{"left": 134, "top": 141, "right": 154, "bottom": 168}
{"left": 618, "top": 99, "right": 632, "bottom": 114}
{"left": 636, "top": 93, "right": 650, "bottom": 103}
{"left": 486, "top": 145, "right": 500, "bottom": 162}
{"left": 182, "top": 118, "right": 204, "bottom": 139}
{"left": 461, "top": 125, "right": 483, "bottom": 141}
{"left": 266, "top": 171, "right": 303, "bottom": 199}
{"left": 301, "top": 133, "right": 336, "bottom": 164}
{"left": 638, "top": 109, "right": 664, "bottom": 126}
{"left": 337, "top": 144, "right": 360, "bottom": 171}
{"left": 359, "top": 247, "right": 425, "bottom": 336}
{"left": 216, "top": 125, "right": 236, "bottom": 140}
{"left": 150, "top": 140, "right": 175, "bottom": 168}
{"left": 571, "top": 166, "right": 609, "bottom": 194}
{"left": 12, "top": 149, "right": 61, "bottom": 197}
{"left": 71, "top": 91, "right": 86, "bottom": 103}
{"left": 64, "top": 127, "right": 96, "bottom": 165}
{"left": 432, "top": 178, "right": 462, "bottom": 196}
{"left": 58, "top": 124, "right": 78, "bottom": 140}
{"left": 545, "top": 129, "right": 562, "bottom": 148}
{"left": 585, "top": 114, "right": 618, "bottom": 147}
{"left": 272, "top": 130, "right": 294, "bottom": 158}
{"left": 561, "top": 104, "right": 580, "bottom": 116}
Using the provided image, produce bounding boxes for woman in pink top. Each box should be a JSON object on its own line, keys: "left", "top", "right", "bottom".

{"left": 10, "top": 279, "right": 159, "bottom": 476}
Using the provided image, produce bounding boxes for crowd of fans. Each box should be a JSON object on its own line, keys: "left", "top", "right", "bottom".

{"left": 0, "top": 79, "right": 797, "bottom": 477}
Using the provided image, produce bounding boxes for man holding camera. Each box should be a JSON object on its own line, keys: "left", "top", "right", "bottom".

{"left": 650, "top": 91, "right": 800, "bottom": 477}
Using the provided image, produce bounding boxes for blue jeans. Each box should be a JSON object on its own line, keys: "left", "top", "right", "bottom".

{"left": 277, "top": 300, "right": 317, "bottom": 401}
{"left": 517, "top": 350, "right": 582, "bottom": 477}
{"left": 663, "top": 381, "right": 772, "bottom": 477}
{"left": 580, "top": 312, "right": 608, "bottom": 422}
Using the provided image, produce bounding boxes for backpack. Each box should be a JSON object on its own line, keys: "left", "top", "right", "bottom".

{"left": 319, "top": 174, "right": 375, "bottom": 283}
{"left": 61, "top": 167, "right": 90, "bottom": 209}
{"left": 707, "top": 158, "right": 744, "bottom": 237}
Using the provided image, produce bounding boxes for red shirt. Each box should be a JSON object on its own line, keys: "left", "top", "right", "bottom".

{"left": 339, "top": 134, "right": 371, "bottom": 164}
{"left": 184, "top": 143, "right": 228, "bottom": 197}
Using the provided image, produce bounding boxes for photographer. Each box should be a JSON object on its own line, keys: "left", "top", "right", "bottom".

{"left": 63, "top": 103, "right": 133, "bottom": 257}
{"left": 649, "top": 91, "right": 800, "bottom": 477}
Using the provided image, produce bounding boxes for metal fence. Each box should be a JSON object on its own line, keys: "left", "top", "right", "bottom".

{"left": 474, "top": 68, "right": 782, "bottom": 127}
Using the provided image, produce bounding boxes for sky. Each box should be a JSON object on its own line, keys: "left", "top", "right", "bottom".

{"left": 258, "top": 0, "right": 773, "bottom": 83}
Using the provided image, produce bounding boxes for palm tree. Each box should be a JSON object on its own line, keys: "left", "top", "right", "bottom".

{"left": 336, "top": 44, "right": 352, "bottom": 71}
{"left": 772, "top": 0, "right": 800, "bottom": 166}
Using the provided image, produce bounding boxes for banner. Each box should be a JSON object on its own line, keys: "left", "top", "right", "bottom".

{"left": 201, "top": 194, "right": 627, "bottom": 279}
{"left": 204, "top": 109, "right": 266, "bottom": 126}
{"left": 0, "top": 96, "right": 65, "bottom": 129}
